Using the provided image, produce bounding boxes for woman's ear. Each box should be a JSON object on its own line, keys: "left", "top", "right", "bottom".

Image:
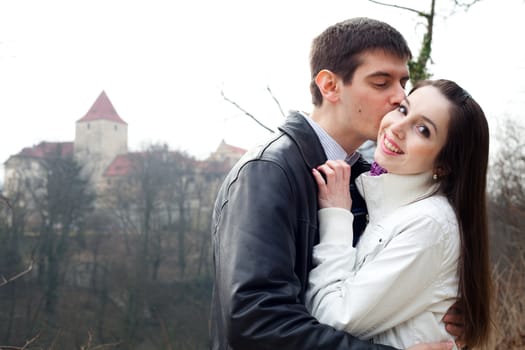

{"left": 434, "top": 166, "right": 451, "bottom": 178}
{"left": 315, "top": 69, "right": 340, "bottom": 103}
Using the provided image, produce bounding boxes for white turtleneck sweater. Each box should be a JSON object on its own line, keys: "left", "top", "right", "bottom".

{"left": 305, "top": 172, "right": 460, "bottom": 349}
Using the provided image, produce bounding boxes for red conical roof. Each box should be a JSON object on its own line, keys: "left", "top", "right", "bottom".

{"left": 77, "top": 91, "right": 127, "bottom": 124}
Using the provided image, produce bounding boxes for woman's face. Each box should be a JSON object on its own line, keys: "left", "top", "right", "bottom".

{"left": 374, "top": 85, "right": 451, "bottom": 175}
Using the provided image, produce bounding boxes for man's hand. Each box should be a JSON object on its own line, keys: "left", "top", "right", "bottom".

{"left": 442, "top": 301, "right": 466, "bottom": 348}
{"left": 407, "top": 341, "right": 454, "bottom": 350}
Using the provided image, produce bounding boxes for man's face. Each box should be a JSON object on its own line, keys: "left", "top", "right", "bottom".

{"left": 338, "top": 49, "right": 410, "bottom": 143}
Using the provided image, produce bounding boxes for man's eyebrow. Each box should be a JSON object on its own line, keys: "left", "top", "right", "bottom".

{"left": 366, "top": 72, "right": 410, "bottom": 83}
{"left": 366, "top": 71, "right": 391, "bottom": 78}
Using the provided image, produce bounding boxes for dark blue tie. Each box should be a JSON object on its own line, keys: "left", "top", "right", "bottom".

{"left": 348, "top": 156, "right": 370, "bottom": 246}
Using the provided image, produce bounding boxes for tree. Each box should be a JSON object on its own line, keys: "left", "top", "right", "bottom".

{"left": 487, "top": 118, "right": 525, "bottom": 349}
{"left": 41, "top": 158, "right": 93, "bottom": 316}
{"left": 488, "top": 119, "right": 525, "bottom": 257}
{"left": 159, "top": 150, "right": 196, "bottom": 279}
{"left": 368, "top": 0, "right": 482, "bottom": 85}
{"left": 105, "top": 145, "right": 198, "bottom": 280}
{"left": 18, "top": 147, "right": 94, "bottom": 317}
{"left": 102, "top": 144, "right": 202, "bottom": 348}
{"left": 0, "top": 146, "right": 94, "bottom": 348}
{"left": 0, "top": 193, "right": 31, "bottom": 345}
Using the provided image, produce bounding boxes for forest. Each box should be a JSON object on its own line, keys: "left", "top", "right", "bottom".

{"left": 0, "top": 147, "right": 225, "bottom": 349}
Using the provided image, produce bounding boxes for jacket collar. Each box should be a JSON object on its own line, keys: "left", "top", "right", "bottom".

{"left": 278, "top": 111, "right": 327, "bottom": 169}
{"left": 356, "top": 172, "right": 440, "bottom": 223}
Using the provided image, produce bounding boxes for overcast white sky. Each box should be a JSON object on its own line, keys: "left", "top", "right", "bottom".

{"left": 1, "top": 0, "right": 524, "bottom": 183}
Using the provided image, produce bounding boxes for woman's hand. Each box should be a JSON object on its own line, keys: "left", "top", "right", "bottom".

{"left": 312, "top": 160, "right": 352, "bottom": 210}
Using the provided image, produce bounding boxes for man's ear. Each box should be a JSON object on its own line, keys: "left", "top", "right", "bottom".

{"left": 315, "top": 69, "right": 340, "bottom": 103}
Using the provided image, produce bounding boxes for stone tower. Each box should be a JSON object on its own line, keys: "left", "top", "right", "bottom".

{"left": 74, "top": 91, "right": 128, "bottom": 188}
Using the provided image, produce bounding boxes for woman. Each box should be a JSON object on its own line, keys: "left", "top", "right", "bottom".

{"left": 306, "top": 79, "right": 491, "bottom": 349}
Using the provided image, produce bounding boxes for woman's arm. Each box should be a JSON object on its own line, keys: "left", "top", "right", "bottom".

{"left": 306, "top": 214, "right": 449, "bottom": 338}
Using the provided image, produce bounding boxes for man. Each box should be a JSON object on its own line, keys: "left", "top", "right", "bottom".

{"left": 210, "top": 18, "right": 462, "bottom": 350}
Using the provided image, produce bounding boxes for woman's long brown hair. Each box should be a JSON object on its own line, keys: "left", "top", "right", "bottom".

{"left": 411, "top": 79, "right": 491, "bottom": 347}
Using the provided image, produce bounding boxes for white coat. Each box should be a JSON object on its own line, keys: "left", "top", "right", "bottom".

{"left": 306, "top": 171, "right": 460, "bottom": 349}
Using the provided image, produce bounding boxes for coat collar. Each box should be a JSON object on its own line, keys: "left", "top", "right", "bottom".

{"left": 356, "top": 172, "right": 440, "bottom": 223}
{"left": 278, "top": 111, "right": 327, "bottom": 169}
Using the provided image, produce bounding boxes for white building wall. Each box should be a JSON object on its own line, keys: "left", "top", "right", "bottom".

{"left": 74, "top": 119, "right": 128, "bottom": 185}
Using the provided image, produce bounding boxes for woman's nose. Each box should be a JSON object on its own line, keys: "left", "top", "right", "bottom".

{"left": 390, "top": 120, "right": 406, "bottom": 139}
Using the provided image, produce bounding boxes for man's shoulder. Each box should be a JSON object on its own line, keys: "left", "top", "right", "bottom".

{"left": 232, "top": 131, "right": 305, "bottom": 173}
{"left": 242, "top": 113, "right": 324, "bottom": 164}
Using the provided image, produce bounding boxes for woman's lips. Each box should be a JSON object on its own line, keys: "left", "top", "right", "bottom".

{"left": 381, "top": 134, "right": 404, "bottom": 155}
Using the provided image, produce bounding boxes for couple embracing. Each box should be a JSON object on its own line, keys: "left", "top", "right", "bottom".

{"left": 210, "top": 17, "right": 491, "bottom": 350}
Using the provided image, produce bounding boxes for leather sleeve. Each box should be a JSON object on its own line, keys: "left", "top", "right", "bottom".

{"left": 212, "top": 159, "right": 398, "bottom": 350}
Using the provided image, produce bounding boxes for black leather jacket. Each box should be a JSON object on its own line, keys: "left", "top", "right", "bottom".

{"left": 210, "top": 112, "right": 397, "bottom": 350}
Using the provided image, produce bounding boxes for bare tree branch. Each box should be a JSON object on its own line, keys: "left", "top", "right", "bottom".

{"left": 220, "top": 89, "right": 275, "bottom": 133}
{"left": 0, "top": 262, "right": 33, "bottom": 288}
{"left": 154, "top": 309, "right": 174, "bottom": 350}
{"left": 0, "top": 331, "right": 40, "bottom": 350}
{"left": 48, "top": 329, "right": 61, "bottom": 350}
{"left": 367, "top": 0, "right": 430, "bottom": 17}
{"left": 89, "top": 342, "right": 123, "bottom": 350}
{"left": 80, "top": 331, "right": 122, "bottom": 350}
{"left": 0, "top": 194, "right": 12, "bottom": 210}
{"left": 454, "top": 0, "right": 482, "bottom": 10}
{"left": 266, "top": 86, "right": 286, "bottom": 118}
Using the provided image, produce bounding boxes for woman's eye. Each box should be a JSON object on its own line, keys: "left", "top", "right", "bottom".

{"left": 417, "top": 125, "right": 430, "bottom": 138}
{"left": 398, "top": 105, "right": 408, "bottom": 115}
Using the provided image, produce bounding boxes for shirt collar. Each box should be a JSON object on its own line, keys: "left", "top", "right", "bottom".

{"left": 303, "top": 113, "right": 360, "bottom": 165}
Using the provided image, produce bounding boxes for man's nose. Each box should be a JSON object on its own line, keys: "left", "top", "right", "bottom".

{"left": 389, "top": 84, "right": 406, "bottom": 106}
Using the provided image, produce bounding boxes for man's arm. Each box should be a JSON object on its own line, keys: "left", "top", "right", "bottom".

{"left": 213, "top": 160, "right": 397, "bottom": 349}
